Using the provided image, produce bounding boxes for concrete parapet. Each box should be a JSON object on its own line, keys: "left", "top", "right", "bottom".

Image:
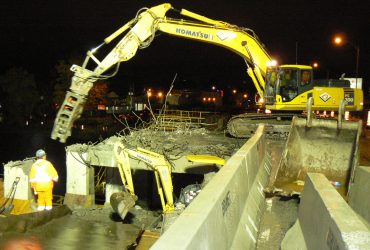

{"left": 282, "top": 173, "right": 370, "bottom": 250}
{"left": 65, "top": 149, "right": 95, "bottom": 208}
{"left": 348, "top": 166, "right": 370, "bottom": 224}
{"left": 3, "top": 159, "right": 34, "bottom": 200}
{"left": 151, "top": 125, "right": 269, "bottom": 250}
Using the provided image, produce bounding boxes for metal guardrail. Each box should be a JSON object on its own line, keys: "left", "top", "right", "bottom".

{"left": 154, "top": 110, "right": 218, "bottom": 130}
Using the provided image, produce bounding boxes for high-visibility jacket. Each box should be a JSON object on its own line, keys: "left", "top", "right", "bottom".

{"left": 29, "top": 159, "right": 59, "bottom": 191}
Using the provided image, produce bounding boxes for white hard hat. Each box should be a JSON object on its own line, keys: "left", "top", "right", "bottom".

{"left": 36, "top": 149, "right": 46, "bottom": 158}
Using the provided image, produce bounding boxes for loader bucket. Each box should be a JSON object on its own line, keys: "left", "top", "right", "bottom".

{"left": 273, "top": 115, "right": 362, "bottom": 197}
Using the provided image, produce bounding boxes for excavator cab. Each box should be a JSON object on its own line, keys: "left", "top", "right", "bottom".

{"left": 265, "top": 65, "right": 314, "bottom": 105}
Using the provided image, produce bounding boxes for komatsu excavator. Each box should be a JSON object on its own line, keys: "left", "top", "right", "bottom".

{"left": 51, "top": 3, "right": 363, "bottom": 142}
{"left": 111, "top": 141, "right": 225, "bottom": 219}
{"left": 111, "top": 142, "right": 174, "bottom": 219}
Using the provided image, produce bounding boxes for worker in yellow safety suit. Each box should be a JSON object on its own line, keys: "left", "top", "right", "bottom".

{"left": 29, "top": 149, "right": 59, "bottom": 211}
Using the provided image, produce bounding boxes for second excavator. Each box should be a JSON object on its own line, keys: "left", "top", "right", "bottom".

{"left": 51, "top": 3, "right": 363, "bottom": 142}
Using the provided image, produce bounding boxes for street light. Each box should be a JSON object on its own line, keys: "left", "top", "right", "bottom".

{"left": 333, "top": 35, "right": 360, "bottom": 88}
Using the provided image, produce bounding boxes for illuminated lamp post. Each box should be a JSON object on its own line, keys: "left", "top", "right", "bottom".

{"left": 333, "top": 35, "right": 360, "bottom": 88}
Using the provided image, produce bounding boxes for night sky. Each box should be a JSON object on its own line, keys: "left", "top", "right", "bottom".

{"left": 1, "top": 0, "right": 369, "bottom": 95}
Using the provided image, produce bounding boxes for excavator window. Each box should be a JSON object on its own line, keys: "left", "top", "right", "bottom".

{"left": 265, "top": 69, "right": 278, "bottom": 99}
{"left": 279, "top": 69, "right": 298, "bottom": 102}
{"left": 300, "top": 70, "right": 311, "bottom": 85}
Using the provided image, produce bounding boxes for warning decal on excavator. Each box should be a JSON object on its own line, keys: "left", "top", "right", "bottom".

{"left": 320, "top": 92, "right": 331, "bottom": 102}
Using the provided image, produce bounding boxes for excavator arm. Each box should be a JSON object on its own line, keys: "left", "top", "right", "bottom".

{"left": 51, "top": 4, "right": 173, "bottom": 142}
{"left": 113, "top": 141, "right": 174, "bottom": 215}
{"left": 51, "top": 3, "right": 273, "bottom": 143}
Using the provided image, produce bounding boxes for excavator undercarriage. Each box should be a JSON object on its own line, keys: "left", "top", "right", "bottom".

{"left": 227, "top": 113, "right": 299, "bottom": 139}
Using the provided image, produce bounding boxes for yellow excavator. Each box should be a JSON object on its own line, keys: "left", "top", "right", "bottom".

{"left": 111, "top": 141, "right": 225, "bottom": 219}
{"left": 51, "top": 3, "right": 363, "bottom": 142}
{"left": 111, "top": 142, "right": 174, "bottom": 219}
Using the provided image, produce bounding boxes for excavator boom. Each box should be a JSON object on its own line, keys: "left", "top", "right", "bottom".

{"left": 51, "top": 3, "right": 272, "bottom": 142}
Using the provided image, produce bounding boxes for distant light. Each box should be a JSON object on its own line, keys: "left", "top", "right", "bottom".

{"left": 147, "top": 92, "right": 152, "bottom": 97}
{"left": 203, "top": 97, "right": 206, "bottom": 101}
{"left": 313, "top": 62, "right": 319, "bottom": 68}
{"left": 208, "top": 97, "right": 211, "bottom": 101}
{"left": 158, "top": 92, "right": 163, "bottom": 97}
{"left": 258, "top": 97, "right": 263, "bottom": 103}
{"left": 265, "top": 109, "right": 272, "bottom": 114}
{"left": 344, "top": 111, "right": 350, "bottom": 121}
{"left": 41, "top": 121, "right": 44, "bottom": 125}
{"left": 331, "top": 111, "right": 335, "bottom": 117}
{"left": 212, "top": 86, "right": 216, "bottom": 90}
{"left": 243, "top": 94, "right": 248, "bottom": 99}
{"left": 334, "top": 36, "right": 342, "bottom": 45}
{"left": 367, "top": 111, "right": 370, "bottom": 126}
{"left": 81, "top": 125, "right": 84, "bottom": 130}
{"left": 360, "top": 102, "right": 363, "bottom": 106}
{"left": 26, "top": 121, "right": 29, "bottom": 126}
{"left": 232, "top": 89, "right": 237, "bottom": 94}
{"left": 266, "top": 60, "right": 277, "bottom": 67}
{"left": 212, "top": 97, "right": 216, "bottom": 101}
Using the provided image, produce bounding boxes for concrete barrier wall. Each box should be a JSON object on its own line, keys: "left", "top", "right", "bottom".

{"left": 3, "top": 159, "right": 34, "bottom": 200}
{"left": 151, "top": 125, "right": 270, "bottom": 250}
{"left": 284, "top": 173, "right": 370, "bottom": 249}
{"left": 63, "top": 149, "right": 96, "bottom": 208}
{"left": 65, "top": 151, "right": 93, "bottom": 196}
{"left": 348, "top": 166, "right": 370, "bottom": 224}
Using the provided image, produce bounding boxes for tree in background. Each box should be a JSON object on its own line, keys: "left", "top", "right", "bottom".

{"left": 52, "top": 59, "right": 77, "bottom": 108}
{"left": 0, "top": 67, "right": 40, "bottom": 126}
{"left": 85, "top": 81, "right": 109, "bottom": 113}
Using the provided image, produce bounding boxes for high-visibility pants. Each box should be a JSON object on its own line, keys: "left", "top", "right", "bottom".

{"left": 36, "top": 188, "right": 53, "bottom": 210}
